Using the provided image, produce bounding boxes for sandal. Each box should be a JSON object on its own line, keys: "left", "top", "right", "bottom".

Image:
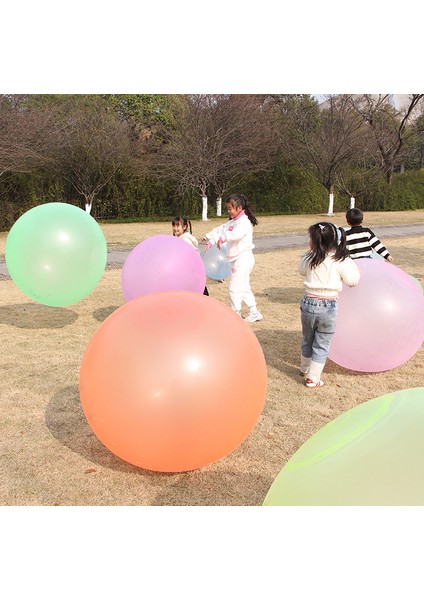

{"left": 305, "top": 378, "right": 324, "bottom": 388}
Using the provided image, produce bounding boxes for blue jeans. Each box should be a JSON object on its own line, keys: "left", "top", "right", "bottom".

{"left": 300, "top": 296, "right": 338, "bottom": 364}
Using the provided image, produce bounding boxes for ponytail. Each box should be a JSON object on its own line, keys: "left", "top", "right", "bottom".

{"left": 227, "top": 193, "right": 258, "bottom": 226}
{"left": 306, "top": 222, "right": 350, "bottom": 268}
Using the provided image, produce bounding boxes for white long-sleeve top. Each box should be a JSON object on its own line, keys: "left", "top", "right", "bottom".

{"left": 205, "top": 211, "right": 254, "bottom": 262}
{"left": 298, "top": 252, "right": 360, "bottom": 297}
{"left": 179, "top": 231, "right": 199, "bottom": 251}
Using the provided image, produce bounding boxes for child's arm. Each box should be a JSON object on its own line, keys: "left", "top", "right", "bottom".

{"left": 298, "top": 255, "right": 309, "bottom": 276}
{"left": 202, "top": 224, "right": 225, "bottom": 244}
{"left": 218, "top": 219, "right": 251, "bottom": 244}
{"left": 203, "top": 219, "right": 247, "bottom": 249}
{"left": 368, "top": 228, "right": 393, "bottom": 261}
{"left": 340, "top": 259, "right": 361, "bottom": 287}
{"left": 202, "top": 224, "right": 227, "bottom": 252}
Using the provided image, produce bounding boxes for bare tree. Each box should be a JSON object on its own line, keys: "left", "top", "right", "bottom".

{"left": 334, "top": 162, "right": 382, "bottom": 210}
{"left": 0, "top": 95, "right": 57, "bottom": 178}
{"left": 151, "top": 95, "right": 276, "bottom": 220}
{"left": 402, "top": 111, "right": 424, "bottom": 170}
{"left": 210, "top": 95, "right": 276, "bottom": 215}
{"left": 350, "top": 94, "right": 424, "bottom": 184}
{"left": 52, "top": 99, "right": 134, "bottom": 213}
{"left": 272, "top": 94, "right": 370, "bottom": 215}
{"left": 151, "top": 95, "right": 215, "bottom": 220}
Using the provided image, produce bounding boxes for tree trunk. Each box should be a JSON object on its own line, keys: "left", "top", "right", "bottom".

{"left": 85, "top": 202, "right": 92, "bottom": 214}
{"left": 216, "top": 196, "right": 222, "bottom": 217}
{"left": 202, "top": 195, "right": 208, "bottom": 221}
{"left": 350, "top": 196, "right": 355, "bottom": 209}
{"left": 327, "top": 190, "right": 334, "bottom": 216}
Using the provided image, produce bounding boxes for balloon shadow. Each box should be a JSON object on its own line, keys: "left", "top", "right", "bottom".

{"left": 45, "top": 385, "right": 144, "bottom": 474}
{"left": 92, "top": 305, "right": 121, "bottom": 322}
{"left": 257, "top": 287, "right": 302, "bottom": 305}
{"left": 255, "top": 328, "right": 303, "bottom": 381}
{"left": 255, "top": 328, "right": 362, "bottom": 378}
{"left": 0, "top": 303, "right": 78, "bottom": 329}
{"left": 151, "top": 470, "right": 274, "bottom": 506}
{"left": 45, "top": 385, "right": 273, "bottom": 506}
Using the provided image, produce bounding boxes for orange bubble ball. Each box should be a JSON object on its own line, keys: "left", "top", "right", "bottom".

{"left": 79, "top": 291, "right": 267, "bottom": 472}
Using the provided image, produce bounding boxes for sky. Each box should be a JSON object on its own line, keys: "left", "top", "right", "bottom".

{"left": 2, "top": 2, "right": 422, "bottom": 94}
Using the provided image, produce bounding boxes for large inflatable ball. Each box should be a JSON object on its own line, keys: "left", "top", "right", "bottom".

{"left": 329, "top": 259, "right": 424, "bottom": 372}
{"left": 5, "top": 202, "right": 107, "bottom": 307}
{"left": 80, "top": 291, "right": 267, "bottom": 472}
{"left": 263, "top": 387, "right": 424, "bottom": 505}
{"left": 121, "top": 235, "right": 206, "bottom": 301}
{"left": 202, "top": 243, "right": 231, "bottom": 280}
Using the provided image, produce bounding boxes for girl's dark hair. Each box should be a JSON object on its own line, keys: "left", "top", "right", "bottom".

{"left": 306, "top": 222, "right": 350, "bottom": 268}
{"left": 226, "top": 193, "right": 258, "bottom": 226}
{"left": 172, "top": 215, "right": 192, "bottom": 234}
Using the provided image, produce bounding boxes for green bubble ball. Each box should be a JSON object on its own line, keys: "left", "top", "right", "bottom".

{"left": 263, "top": 387, "right": 424, "bottom": 506}
{"left": 5, "top": 202, "right": 107, "bottom": 307}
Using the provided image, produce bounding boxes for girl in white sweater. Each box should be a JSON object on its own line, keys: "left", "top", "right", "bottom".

{"left": 202, "top": 194, "right": 263, "bottom": 322}
{"left": 172, "top": 216, "right": 209, "bottom": 296}
{"left": 298, "top": 222, "right": 360, "bottom": 388}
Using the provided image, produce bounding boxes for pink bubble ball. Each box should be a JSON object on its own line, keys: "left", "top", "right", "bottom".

{"left": 121, "top": 235, "right": 206, "bottom": 301}
{"left": 329, "top": 258, "right": 424, "bottom": 372}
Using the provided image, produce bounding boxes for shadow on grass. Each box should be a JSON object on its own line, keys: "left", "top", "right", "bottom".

{"left": 45, "top": 385, "right": 274, "bottom": 505}
{"left": 257, "top": 287, "right": 302, "bottom": 305}
{"left": 45, "top": 384, "right": 143, "bottom": 474}
{"left": 255, "top": 328, "right": 365, "bottom": 379}
{"left": 0, "top": 302, "right": 78, "bottom": 329}
{"left": 255, "top": 328, "right": 302, "bottom": 381}
{"left": 92, "top": 305, "right": 121, "bottom": 322}
{"left": 151, "top": 470, "right": 274, "bottom": 506}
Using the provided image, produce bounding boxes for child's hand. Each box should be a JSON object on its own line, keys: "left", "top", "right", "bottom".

{"left": 217, "top": 236, "right": 224, "bottom": 250}
{"left": 203, "top": 240, "right": 212, "bottom": 254}
{"left": 387, "top": 256, "right": 394, "bottom": 263}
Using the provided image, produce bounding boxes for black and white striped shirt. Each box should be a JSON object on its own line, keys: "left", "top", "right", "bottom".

{"left": 344, "top": 226, "right": 391, "bottom": 260}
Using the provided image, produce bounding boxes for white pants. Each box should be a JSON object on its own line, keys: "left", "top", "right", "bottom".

{"left": 228, "top": 252, "right": 256, "bottom": 312}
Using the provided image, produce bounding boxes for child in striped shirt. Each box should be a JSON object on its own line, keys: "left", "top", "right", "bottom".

{"left": 344, "top": 208, "right": 394, "bottom": 262}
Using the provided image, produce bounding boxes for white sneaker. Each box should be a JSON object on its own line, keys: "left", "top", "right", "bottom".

{"left": 244, "top": 310, "right": 263, "bottom": 323}
{"left": 305, "top": 378, "right": 324, "bottom": 388}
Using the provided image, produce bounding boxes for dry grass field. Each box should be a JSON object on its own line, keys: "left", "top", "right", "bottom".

{"left": 0, "top": 210, "right": 423, "bottom": 506}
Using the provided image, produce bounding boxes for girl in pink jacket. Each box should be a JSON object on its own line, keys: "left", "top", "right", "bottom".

{"left": 203, "top": 194, "right": 263, "bottom": 322}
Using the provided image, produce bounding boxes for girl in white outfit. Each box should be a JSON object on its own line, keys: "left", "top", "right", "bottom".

{"left": 172, "top": 215, "right": 209, "bottom": 296}
{"left": 203, "top": 194, "right": 262, "bottom": 322}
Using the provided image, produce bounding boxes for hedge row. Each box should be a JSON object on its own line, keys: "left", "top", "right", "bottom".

{"left": 1, "top": 167, "right": 424, "bottom": 230}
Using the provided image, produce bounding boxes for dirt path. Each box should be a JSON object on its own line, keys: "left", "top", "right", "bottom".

{"left": 1, "top": 223, "right": 423, "bottom": 278}
{"left": 105, "top": 222, "right": 424, "bottom": 266}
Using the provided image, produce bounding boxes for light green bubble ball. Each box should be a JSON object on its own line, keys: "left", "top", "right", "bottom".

{"left": 263, "top": 387, "right": 424, "bottom": 506}
{"left": 5, "top": 202, "right": 107, "bottom": 307}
